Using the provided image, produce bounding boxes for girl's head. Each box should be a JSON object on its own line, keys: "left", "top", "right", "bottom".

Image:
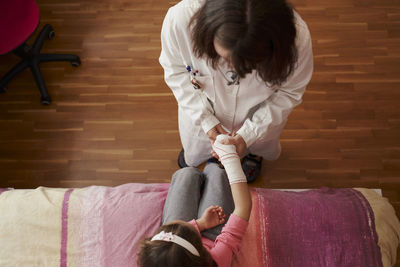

{"left": 138, "top": 220, "right": 217, "bottom": 267}
{"left": 190, "top": 0, "right": 298, "bottom": 86}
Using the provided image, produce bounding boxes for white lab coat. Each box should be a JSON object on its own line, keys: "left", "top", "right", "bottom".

{"left": 159, "top": 0, "right": 313, "bottom": 166}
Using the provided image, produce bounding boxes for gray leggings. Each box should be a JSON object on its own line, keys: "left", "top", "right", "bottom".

{"left": 162, "top": 163, "right": 235, "bottom": 241}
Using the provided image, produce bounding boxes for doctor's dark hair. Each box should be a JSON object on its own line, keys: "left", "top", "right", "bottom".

{"left": 190, "top": 0, "right": 298, "bottom": 86}
{"left": 137, "top": 222, "right": 217, "bottom": 267}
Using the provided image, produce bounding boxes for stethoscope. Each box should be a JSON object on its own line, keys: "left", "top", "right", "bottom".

{"left": 224, "top": 70, "right": 239, "bottom": 85}
{"left": 186, "top": 65, "right": 240, "bottom": 90}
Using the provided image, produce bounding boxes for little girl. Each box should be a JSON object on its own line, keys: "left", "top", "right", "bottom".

{"left": 138, "top": 135, "right": 252, "bottom": 267}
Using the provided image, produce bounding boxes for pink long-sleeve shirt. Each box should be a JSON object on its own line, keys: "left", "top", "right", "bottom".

{"left": 189, "top": 214, "right": 249, "bottom": 267}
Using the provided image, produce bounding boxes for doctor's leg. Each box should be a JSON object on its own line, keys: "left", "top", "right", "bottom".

{"left": 242, "top": 122, "right": 286, "bottom": 182}
{"left": 247, "top": 121, "right": 287, "bottom": 160}
{"left": 178, "top": 107, "right": 212, "bottom": 167}
{"left": 249, "top": 137, "right": 282, "bottom": 161}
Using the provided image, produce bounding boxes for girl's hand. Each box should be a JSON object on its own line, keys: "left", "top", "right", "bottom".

{"left": 196, "top": 205, "right": 226, "bottom": 231}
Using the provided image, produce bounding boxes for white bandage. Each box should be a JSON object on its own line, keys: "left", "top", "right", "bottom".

{"left": 212, "top": 135, "right": 247, "bottom": 184}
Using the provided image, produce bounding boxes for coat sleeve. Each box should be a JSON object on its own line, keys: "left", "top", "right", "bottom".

{"left": 159, "top": 8, "right": 220, "bottom": 134}
{"left": 236, "top": 22, "right": 313, "bottom": 147}
{"left": 210, "top": 214, "right": 249, "bottom": 267}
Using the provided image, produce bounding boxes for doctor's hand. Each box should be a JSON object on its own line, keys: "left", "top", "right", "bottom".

{"left": 211, "top": 133, "right": 247, "bottom": 158}
{"left": 207, "top": 124, "right": 229, "bottom": 143}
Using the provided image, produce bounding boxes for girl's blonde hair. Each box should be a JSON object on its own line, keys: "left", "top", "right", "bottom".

{"left": 138, "top": 223, "right": 217, "bottom": 267}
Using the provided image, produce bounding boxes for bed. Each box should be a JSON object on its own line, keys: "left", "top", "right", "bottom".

{"left": 0, "top": 184, "right": 399, "bottom": 266}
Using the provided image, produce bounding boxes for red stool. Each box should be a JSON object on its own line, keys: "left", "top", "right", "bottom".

{"left": 0, "top": 0, "right": 81, "bottom": 105}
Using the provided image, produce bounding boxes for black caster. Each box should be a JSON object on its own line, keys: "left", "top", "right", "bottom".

{"left": 48, "top": 30, "right": 55, "bottom": 40}
{"left": 0, "top": 86, "right": 7, "bottom": 93}
{"left": 71, "top": 58, "right": 81, "bottom": 67}
{"left": 40, "top": 96, "right": 51, "bottom": 105}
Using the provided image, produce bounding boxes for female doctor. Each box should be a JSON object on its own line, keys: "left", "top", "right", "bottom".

{"left": 159, "top": 0, "right": 313, "bottom": 182}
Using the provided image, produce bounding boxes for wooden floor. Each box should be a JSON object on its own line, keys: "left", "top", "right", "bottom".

{"left": 0, "top": 0, "right": 399, "bottom": 264}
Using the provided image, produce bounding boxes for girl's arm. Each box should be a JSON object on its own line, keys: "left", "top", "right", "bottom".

{"left": 213, "top": 135, "right": 252, "bottom": 221}
{"left": 230, "top": 183, "right": 252, "bottom": 221}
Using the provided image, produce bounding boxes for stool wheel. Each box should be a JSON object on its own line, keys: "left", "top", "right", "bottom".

{"left": 40, "top": 96, "right": 51, "bottom": 105}
{"left": 71, "top": 59, "right": 81, "bottom": 67}
{"left": 0, "top": 86, "right": 7, "bottom": 93}
{"left": 48, "top": 30, "right": 55, "bottom": 40}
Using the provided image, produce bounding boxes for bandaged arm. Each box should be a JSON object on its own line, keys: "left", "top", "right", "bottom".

{"left": 212, "top": 135, "right": 247, "bottom": 184}
{"left": 213, "top": 134, "right": 252, "bottom": 221}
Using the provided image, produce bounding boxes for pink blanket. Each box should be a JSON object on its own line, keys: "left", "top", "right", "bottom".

{"left": 238, "top": 188, "right": 382, "bottom": 267}
{"left": 0, "top": 184, "right": 398, "bottom": 266}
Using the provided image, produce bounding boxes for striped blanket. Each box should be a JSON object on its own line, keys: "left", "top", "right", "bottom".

{"left": 0, "top": 185, "right": 399, "bottom": 266}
